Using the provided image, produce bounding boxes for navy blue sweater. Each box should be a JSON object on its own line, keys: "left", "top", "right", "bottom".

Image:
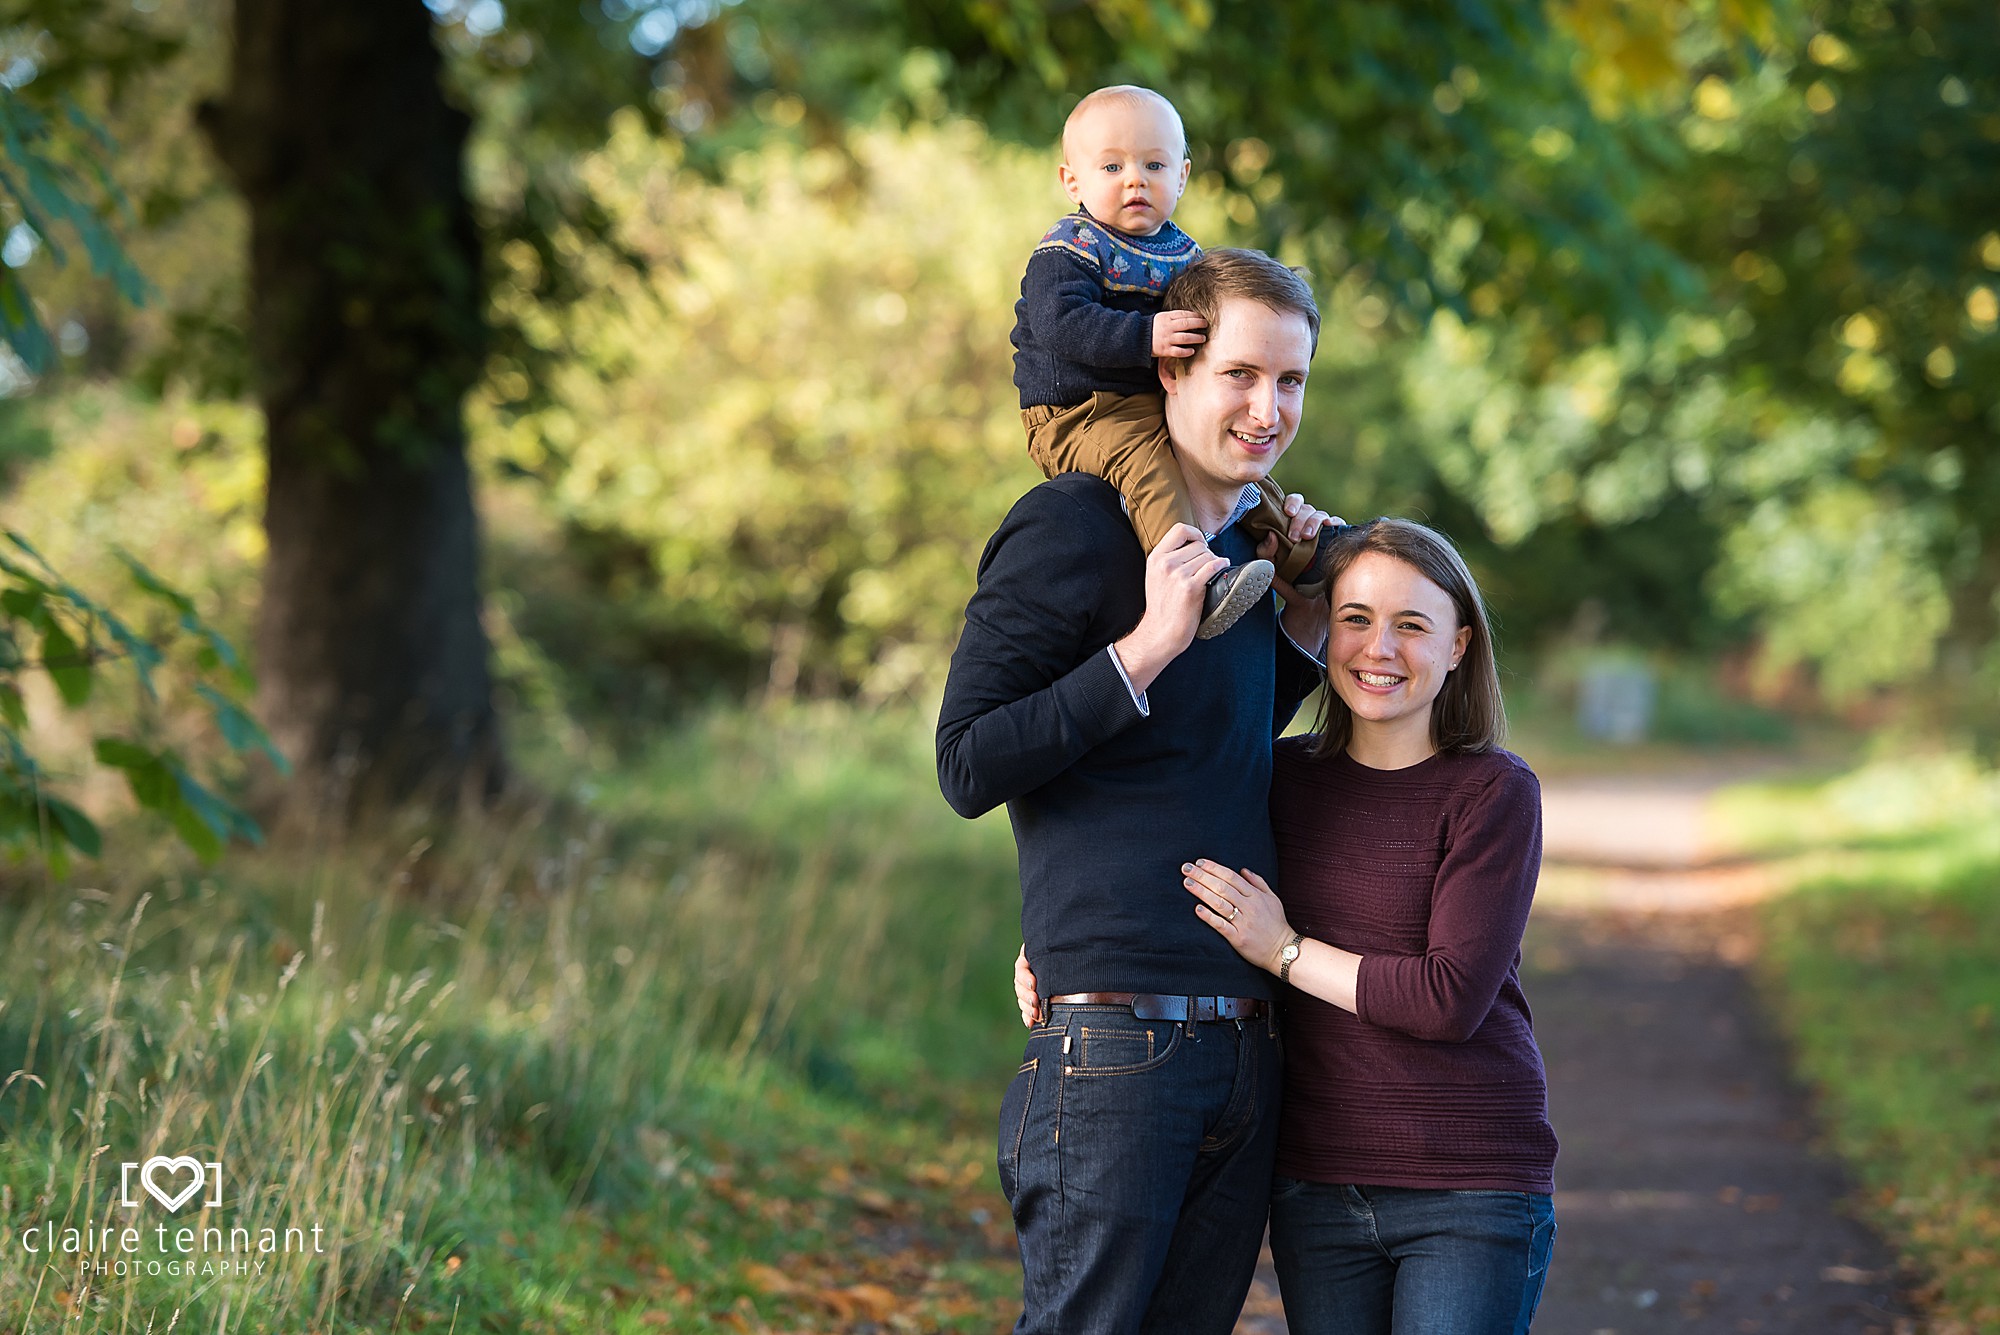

{"left": 1010, "top": 213, "right": 1203, "bottom": 408}
{"left": 937, "top": 475, "right": 1322, "bottom": 999}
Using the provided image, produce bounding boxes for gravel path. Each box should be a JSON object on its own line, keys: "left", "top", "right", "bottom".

{"left": 1232, "top": 771, "right": 1927, "bottom": 1335}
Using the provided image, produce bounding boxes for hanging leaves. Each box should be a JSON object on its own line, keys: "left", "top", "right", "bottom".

{"left": 0, "top": 85, "right": 150, "bottom": 373}
{"left": 0, "top": 530, "right": 280, "bottom": 869}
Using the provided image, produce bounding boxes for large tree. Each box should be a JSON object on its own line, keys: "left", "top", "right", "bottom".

{"left": 198, "top": 0, "right": 498, "bottom": 811}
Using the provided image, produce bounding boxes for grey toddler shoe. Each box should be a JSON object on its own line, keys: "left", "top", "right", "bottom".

{"left": 1197, "top": 559, "right": 1275, "bottom": 639}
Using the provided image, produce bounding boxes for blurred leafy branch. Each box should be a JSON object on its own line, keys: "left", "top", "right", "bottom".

{"left": 0, "top": 530, "right": 283, "bottom": 870}
{"left": 0, "top": 84, "right": 149, "bottom": 373}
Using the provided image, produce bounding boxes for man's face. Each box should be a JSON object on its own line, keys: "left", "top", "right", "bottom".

{"left": 1058, "top": 99, "right": 1190, "bottom": 238}
{"left": 1159, "top": 296, "right": 1313, "bottom": 497}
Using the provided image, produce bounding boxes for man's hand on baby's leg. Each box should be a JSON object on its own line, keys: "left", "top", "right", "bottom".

{"left": 1113, "top": 525, "right": 1230, "bottom": 688}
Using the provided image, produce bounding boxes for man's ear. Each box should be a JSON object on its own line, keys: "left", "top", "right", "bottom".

{"left": 1158, "top": 353, "right": 1183, "bottom": 395}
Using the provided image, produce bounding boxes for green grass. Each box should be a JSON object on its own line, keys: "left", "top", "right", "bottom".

{"left": 0, "top": 703, "right": 1025, "bottom": 1332}
{"left": 1735, "top": 754, "right": 2000, "bottom": 1329}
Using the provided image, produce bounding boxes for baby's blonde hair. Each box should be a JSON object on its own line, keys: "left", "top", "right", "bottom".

{"left": 1061, "top": 85, "right": 1188, "bottom": 164}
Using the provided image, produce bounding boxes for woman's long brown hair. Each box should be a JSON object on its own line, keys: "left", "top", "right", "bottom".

{"left": 1309, "top": 518, "right": 1507, "bottom": 760}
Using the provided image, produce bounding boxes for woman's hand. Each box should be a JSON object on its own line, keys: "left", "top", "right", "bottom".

{"left": 1014, "top": 944, "right": 1044, "bottom": 1028}
{"left": 1184, "top": 860, "right": 1293, "bottom": 974}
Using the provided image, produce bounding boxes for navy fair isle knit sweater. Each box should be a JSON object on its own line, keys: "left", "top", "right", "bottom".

{"left": 936, "top": 474, "right": 1322, "bottom": 1001}
{"left": 1010, "top": 211, "right": 1203, "bottom": 409}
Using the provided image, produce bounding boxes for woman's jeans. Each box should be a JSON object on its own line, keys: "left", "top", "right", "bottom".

{"left": 998, "top": 1002, "right": 1281, "bottom": 1335}
{"left": 1269, "top": 1178, "right": 1556, "bottom": 1335}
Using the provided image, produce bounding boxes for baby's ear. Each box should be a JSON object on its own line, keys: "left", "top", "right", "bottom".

{"left": 1057, "top": 161, "right": 1083, "bottom": 203}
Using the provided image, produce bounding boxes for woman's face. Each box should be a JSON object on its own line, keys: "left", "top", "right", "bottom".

{"left": 1326, "top": 550, "right": 1471, "bottom": 736}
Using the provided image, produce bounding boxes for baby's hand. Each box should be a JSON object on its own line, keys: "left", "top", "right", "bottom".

{"left": 1153, "top": 309, "right": 1207, "bottom": 359}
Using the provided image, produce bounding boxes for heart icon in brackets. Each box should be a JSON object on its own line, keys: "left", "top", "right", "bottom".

{"left": 140, "top": 1155, "right": 208, "bottom": 1212}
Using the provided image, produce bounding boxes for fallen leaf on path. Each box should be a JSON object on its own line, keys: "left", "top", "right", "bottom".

{"left": 742, "top": 1261, "right": 798, "bottom": 1296}
{"left": 852, "top": 1186, "right": 897, "bottom": 1215}
{"left": 818, "top": 1282, "right": 901, "bottom": 1321}
{"left": 909, "top": 1162, "right": 955, "bottom": 1188}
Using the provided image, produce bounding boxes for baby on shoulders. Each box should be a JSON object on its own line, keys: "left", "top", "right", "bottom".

{"left": 1010, "top": 85, "right": 1338, "bottom": 639}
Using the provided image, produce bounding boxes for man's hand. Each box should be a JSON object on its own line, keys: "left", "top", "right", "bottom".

{"left": 1113, "top": 524, "right": 1228, "bottom": 694}
{"left": 1259, "top": 493, "right": 1341, "bottom": 658}
{"left": 1152, "top": 309, "right": 1206, "bottom": 359}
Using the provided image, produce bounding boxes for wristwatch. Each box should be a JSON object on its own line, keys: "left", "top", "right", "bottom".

{"left": 1278, "top": 932, "right": 1304, "bottom": 984}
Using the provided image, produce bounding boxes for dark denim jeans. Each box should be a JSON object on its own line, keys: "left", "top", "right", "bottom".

{"left": 998, "top": 1002, "right": 1281, "bottom": 1335}
{"left": 1269, "top": 1179, "right": 1556, "bottom": 1335}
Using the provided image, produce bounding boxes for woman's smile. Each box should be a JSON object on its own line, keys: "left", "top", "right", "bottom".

{"left": 1325, "top": 550, "right": 1471, "bottom": 768}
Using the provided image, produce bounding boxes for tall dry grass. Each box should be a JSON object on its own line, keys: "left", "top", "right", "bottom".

{"left": 0, "top": 703, "right": 1021, "bottom": 1332}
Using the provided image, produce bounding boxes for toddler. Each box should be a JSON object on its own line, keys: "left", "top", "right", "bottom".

{"left": 1010, "top": 85, "right": 1335, "bottom": 638}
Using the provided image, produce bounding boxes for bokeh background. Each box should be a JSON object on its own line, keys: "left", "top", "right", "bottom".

{"left": 0, "top": 1, "right": 1995, "bottom": 1331}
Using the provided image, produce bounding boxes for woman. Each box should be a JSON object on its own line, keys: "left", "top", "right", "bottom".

{"left": 1017, "top": 517, "right": 1557, "bottom": 1335}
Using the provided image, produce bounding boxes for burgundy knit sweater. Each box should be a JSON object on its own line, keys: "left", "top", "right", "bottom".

{"left": 1268, "top": 736, "right": 1557, "bottom": 1194}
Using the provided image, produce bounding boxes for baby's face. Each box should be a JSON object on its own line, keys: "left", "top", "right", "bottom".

{"left": 1059, "top": 99, "right": 1191, "bottom": 237}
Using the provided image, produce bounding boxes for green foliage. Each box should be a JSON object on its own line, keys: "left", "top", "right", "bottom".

{"left": 0, "top": 528, "right": 279, "bottom": 868}
{"left": 1728, "top": 1, "right": 2000, "bottom": 715}
{"left": 478, "top": 117, "right": 1061, "bottom": 700}
{"left": 835, "top": 0, "right": 1716, "bottom": 331}
{"left": 1433, "top": 1, "right": 2000, "bottom": 712}
{"left": 14, "top": 0, "right": 1993, "bottom": 728}
{"left": 1378, "top": 303, "right": 1965, "bottom": 699}
{"left": 0, "top": 84, "right": 149, "bottom": 373}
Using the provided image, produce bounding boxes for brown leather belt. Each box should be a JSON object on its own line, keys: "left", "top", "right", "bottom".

{"left": 1046, "top": 992, "right": 1269, "bottom": 1022}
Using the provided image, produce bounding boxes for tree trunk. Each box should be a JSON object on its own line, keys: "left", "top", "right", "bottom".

{"left": 201, "top": 0, "right": 500, "bottom": 815}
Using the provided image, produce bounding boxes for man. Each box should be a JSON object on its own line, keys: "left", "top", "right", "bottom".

{"left": 938, "top": 249, "right": 1333, "bottom": 1334}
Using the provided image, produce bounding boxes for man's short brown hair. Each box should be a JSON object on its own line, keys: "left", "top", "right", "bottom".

{"left": 1161, "top": 249, "right": 1321, "bottom": 370}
